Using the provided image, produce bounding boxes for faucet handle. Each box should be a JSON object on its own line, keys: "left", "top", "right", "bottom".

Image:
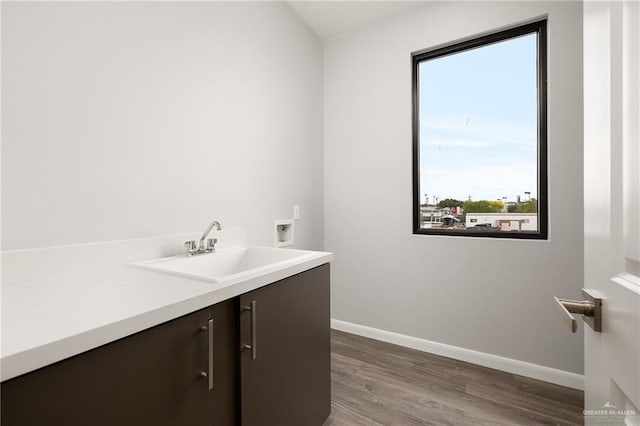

{"left": 207, "top": 238, "right": 217, "bottom": 252}
{"left": 184, "top": 240, "right": 197, "bottom": 255}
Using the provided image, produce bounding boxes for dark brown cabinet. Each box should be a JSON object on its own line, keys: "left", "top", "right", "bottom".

{"left": 1, "top": 299, "right": 238, "bottom": 426}
{"left": 0, "top": 264, "right": 330, "bottom": 426}
{"left": 209, "top": 298, "right": 240, "bottom": 425}
{"left": 1, "top": 307, "right": 213, "bottom": 426}
{"left": 239, "top": 263, "right": 330, "bottom": 426}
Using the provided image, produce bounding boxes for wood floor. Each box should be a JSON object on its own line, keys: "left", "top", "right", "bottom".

{"left": 325, "top": 330, "right": 583, "bottom": 426}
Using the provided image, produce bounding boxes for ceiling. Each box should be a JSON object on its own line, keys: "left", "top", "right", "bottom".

{"left": 287, "top": 1, "right": 426, "bottom": 40}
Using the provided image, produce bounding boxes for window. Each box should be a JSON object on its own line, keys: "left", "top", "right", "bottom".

{"left": 412, "top": 20, "right": 547, "bottom": 239}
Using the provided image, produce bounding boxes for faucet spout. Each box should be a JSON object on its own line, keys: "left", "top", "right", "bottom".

{"left": 199, "top": 220, "right": 222, "bottom": 248}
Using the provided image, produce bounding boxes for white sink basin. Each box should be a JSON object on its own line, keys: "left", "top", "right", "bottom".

{"left": 133, "top": 246, "right": 318, "bottom": 284}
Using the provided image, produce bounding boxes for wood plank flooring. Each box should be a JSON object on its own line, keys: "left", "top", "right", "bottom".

{"left": 325, "top": 330, "right": 583, "bottom": 426}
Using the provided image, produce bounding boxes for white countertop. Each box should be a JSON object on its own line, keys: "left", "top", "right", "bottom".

{"left": 1, "top": 231, "right": 332, "bottom": 382}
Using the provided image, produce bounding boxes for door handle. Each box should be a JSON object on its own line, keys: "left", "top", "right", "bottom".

{"left": 553, "top": 288, "right": 602, "bottom": 333}
{"left": 242, "top": 300, "right": 257, "bottom": 360}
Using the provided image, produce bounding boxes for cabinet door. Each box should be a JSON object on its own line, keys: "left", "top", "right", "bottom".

{"left": 209, "top": 298, "right": 239, "bottom": 425}
{"left": 239, "top": 264, "right": 330, "bottom": 426}
{"left": 1, "top": 308, "right": 210, "bottom": 426}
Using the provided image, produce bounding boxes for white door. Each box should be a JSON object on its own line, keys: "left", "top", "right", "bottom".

{"left": 583, "top": 1, "right": 640, "bottom": 424}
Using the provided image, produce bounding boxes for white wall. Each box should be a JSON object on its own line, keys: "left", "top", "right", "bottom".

{"left": 324, "top": 2, "right": 584, "bottom": 373}
{"left": 1, "top": 2, "right": 323, "bottom": 250}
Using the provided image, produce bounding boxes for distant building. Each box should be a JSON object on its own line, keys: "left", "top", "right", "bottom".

{"left": 420, "top": 205, "right": 464, "bottom": 228}
{"left": 420, "top": 205, "right": 443, "bottom": 227}
{"left": 465, "top": 213, "right": 537, "bottom": 231}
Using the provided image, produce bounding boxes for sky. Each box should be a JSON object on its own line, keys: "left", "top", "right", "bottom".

{"left": 418, "top": 33, "right": 539, "bottom": 205}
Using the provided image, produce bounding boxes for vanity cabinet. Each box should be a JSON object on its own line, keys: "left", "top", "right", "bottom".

{"left": 1, "top": 299, "right": 238, "bottom": 426}
{"left": 1, "top": 307, "right": 213, "bottom": 426}
{"left": 209, "top": 298, "right": 240, "bottom": 425}
{"left": 239, "top": 263, "right": 330, "bottom": 426}
{"left": 0, "top": 264, "right": 329, "bottom": 426}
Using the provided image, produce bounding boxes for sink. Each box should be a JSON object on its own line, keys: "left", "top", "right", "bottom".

{"left": 132, "top": 246, "right": 317, "bottom": 284}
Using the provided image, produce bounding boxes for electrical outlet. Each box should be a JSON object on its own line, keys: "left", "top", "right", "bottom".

{"left": 293, "top": 205, "right": 300, "bottom": 220}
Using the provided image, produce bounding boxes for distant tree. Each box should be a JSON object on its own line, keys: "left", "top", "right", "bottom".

{"left": 437, "top": 198, "right": 464, "bottom": 209}
{"left": 508, "top": 198, "right": 537, "bottom": 213}
{"left": 463, "top": 200, "right": 503, "bottom": 213}
{"left": 487, "top": 201, "right": 504, "bottom": 211}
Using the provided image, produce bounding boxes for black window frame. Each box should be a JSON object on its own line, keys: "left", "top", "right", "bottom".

{"left": 411, "top": 19, "right": 548, "bottom": 240}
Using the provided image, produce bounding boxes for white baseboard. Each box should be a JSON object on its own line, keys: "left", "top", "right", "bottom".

{"left": 331, "top": 319, "right": 584, "bottom": 391}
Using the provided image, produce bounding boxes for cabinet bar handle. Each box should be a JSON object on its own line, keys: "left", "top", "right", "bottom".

{"left": 242, "top": 300, "right": 257, "bottom": 360}
{"left": 207, "top": 318, "right": 214, "bottom": 390}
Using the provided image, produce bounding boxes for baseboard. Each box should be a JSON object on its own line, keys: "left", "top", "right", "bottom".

{"left": 331, "top": 319, "right": 584, "bottom": 391}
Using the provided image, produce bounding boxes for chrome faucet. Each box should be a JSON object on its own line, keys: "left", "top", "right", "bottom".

{"left": 185, "top": 220, "right": 222, "bottom": 256}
